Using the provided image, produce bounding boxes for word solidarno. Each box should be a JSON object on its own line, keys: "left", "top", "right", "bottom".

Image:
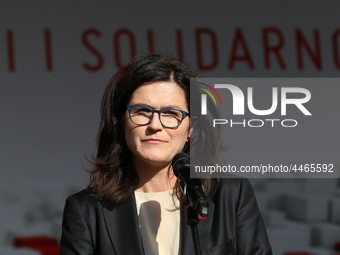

{"left": 3, "top": 26, "right": 340, "bottom": 72}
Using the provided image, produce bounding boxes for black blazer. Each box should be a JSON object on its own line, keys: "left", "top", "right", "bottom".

{"left": 60, "top": 178, "right": 272, "bottom": 255}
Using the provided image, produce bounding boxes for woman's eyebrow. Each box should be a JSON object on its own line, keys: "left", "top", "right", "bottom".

{"left": 129, "top": 103, "right": 186, "bottom": 110}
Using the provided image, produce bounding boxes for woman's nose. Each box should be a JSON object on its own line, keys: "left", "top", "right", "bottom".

{"left": 148, "top": 113, "right": 163, "bottom": 131}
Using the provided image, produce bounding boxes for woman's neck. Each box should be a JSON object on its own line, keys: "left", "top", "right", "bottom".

{"left": 134, "top": 161, "right": 177, "bottom": 193}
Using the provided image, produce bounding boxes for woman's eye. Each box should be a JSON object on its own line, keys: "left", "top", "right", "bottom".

{"left": 162, "top": 110, "right": 181, "bottom": 117}
{"left": 136, "top": 107, "right": 151, "bottom": 113}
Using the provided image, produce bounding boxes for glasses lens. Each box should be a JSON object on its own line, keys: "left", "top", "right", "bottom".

{"left": 160, "top": 109, "right": 183, "bottom": 128}
{"left": 129, "top": 106, "right": 152, "bottom": 125}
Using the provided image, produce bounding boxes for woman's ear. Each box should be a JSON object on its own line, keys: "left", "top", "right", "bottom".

{"left": 186, "top": 127, "right": 193, "bottom": 142}
{"left": 187, "top": 116, "right": 197, "bottom": 142}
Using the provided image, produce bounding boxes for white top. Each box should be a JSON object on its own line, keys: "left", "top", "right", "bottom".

{"left": 135, "top": 190, "right": 181, "bottom": 255}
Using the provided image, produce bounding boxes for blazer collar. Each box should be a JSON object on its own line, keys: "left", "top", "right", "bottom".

{"left": 102, "top": 191, "right": 215, "bottom": 255}
{"left": 103, "top": 191, "right": 144, "bottom": 255}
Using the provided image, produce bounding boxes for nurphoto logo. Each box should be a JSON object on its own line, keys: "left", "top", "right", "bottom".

{"left": 196, "top": 80, "right": 312, "bottom": 128}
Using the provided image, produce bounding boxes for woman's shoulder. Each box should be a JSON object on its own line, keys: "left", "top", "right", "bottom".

{"left": 217, "top": 177, "right": 253, "bottom": 190}
{"left": 212, "top": 177, "right": 255, "bottom": 200}
{"left": 65, "top": 189, "right": 101, "bottom": 208}
{"left": 210, "top": 177, "right": 261, "bottom": 217}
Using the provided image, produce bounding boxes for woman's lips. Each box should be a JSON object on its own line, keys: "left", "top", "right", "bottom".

{"left": 143, "top": 139, "right": 166, "bottom": 144}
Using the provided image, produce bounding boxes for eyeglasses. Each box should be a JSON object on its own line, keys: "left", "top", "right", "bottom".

{"left": 126, "top": 105, "right": 189, "bottom": 128}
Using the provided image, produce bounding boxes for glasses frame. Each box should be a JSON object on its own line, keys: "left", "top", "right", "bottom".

{"left": 126, "top": 105, "right": 189, "bottom": 128}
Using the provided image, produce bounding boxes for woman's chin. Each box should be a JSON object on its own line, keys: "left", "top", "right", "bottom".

{"left": 137, "top": 155, "right": 172, "bottom": 168}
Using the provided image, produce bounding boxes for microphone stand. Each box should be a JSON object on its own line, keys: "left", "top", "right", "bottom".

{"left": 171, "top": 153, "right": 208, "bottom": 255}
{"left": 186, "top": 206, "right": 203, "bottom": 255}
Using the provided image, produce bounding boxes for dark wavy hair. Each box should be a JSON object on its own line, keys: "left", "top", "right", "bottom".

{"left": 87, "top": 54, "right": 221, "bottom": 209}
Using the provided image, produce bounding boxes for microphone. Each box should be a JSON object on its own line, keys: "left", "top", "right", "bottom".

{"left": 172, "top": 153, "right": 208, "bottom": 218}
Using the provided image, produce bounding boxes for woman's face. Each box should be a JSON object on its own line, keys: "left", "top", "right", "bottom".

{"left": 124, "top": 81, "right": 190, "bottom": 168}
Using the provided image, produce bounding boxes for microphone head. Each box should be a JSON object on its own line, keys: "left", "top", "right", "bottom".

{"left": 172, "top": 153, "right": 190, "bottom": 177}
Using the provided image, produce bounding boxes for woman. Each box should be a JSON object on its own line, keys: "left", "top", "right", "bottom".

{"left": 60, "top": 54, "right": 272, "bottom": 255}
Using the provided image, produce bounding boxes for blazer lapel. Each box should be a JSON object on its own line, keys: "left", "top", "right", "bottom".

{"left": 180, "top": 201, "right": 215, "bottom": 255}
{"left": 103, "top": 192, "right": 144, "bottom": 255}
